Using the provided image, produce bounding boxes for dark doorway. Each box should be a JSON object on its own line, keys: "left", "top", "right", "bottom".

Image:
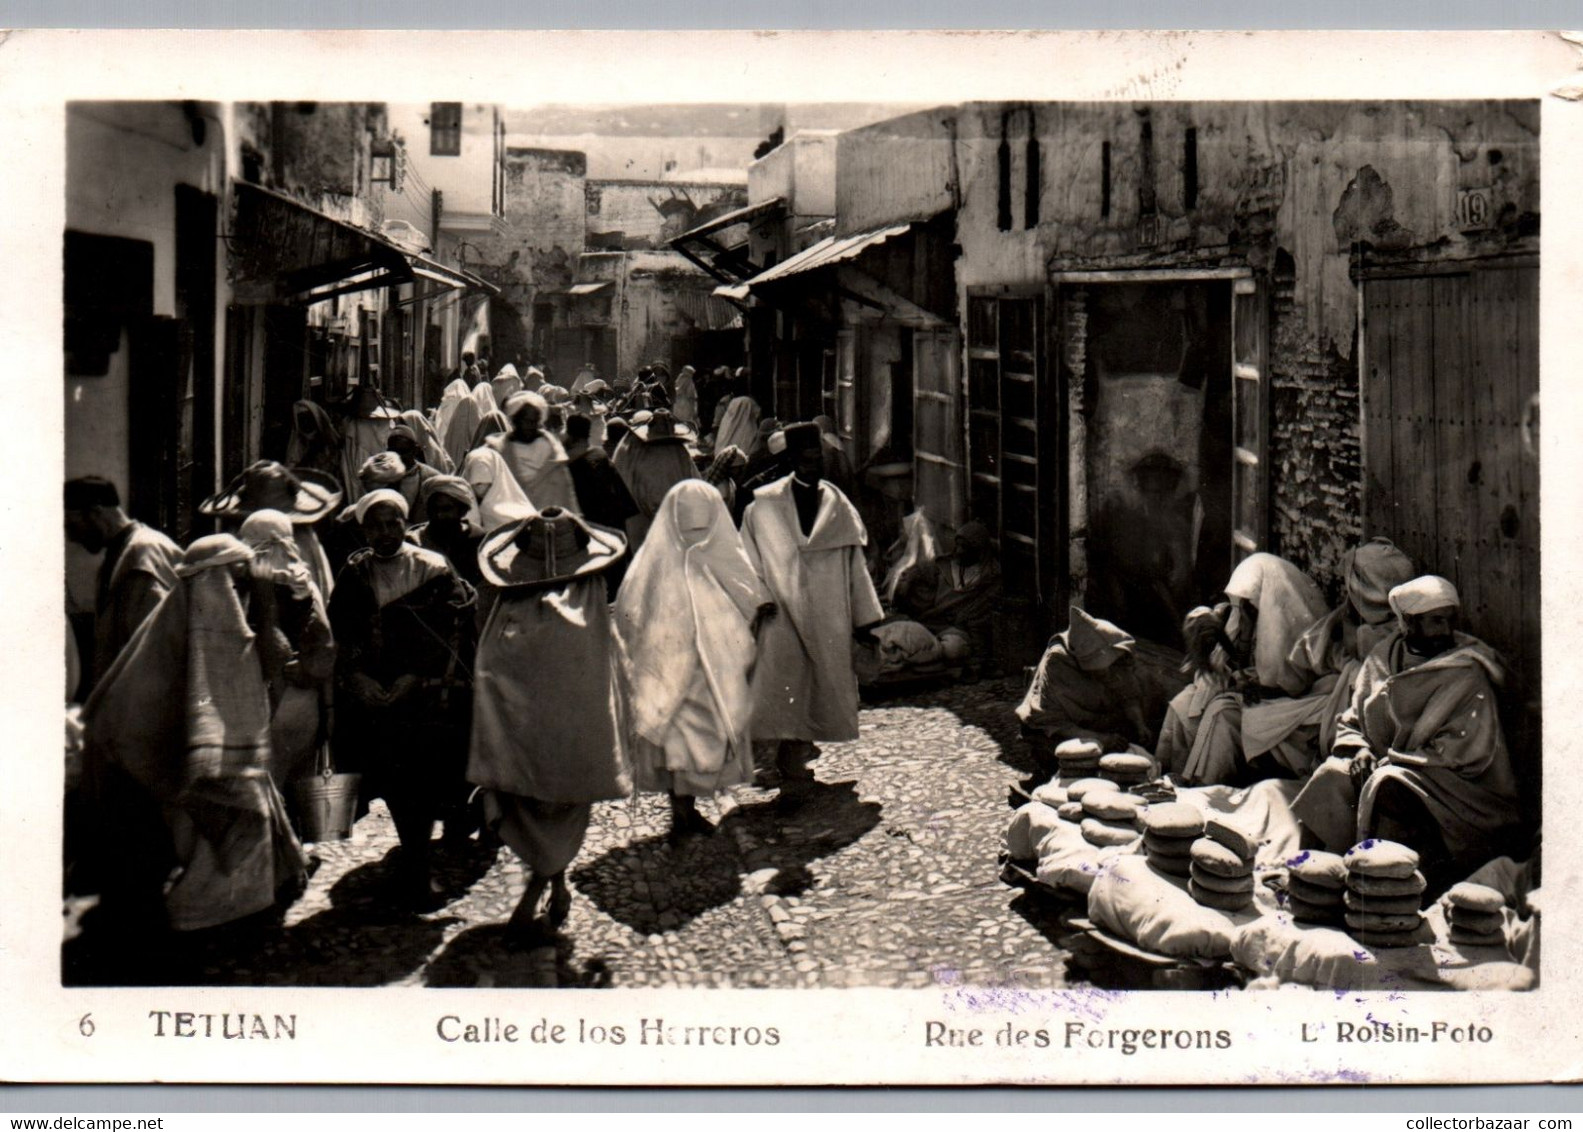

{"left": 1081, "top": 280, "right": 1233, "bottom": 646}
{"left": 174, "top": 184, "right": 218, "bottom": 538}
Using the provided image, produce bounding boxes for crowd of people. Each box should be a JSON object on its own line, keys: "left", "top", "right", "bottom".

{"left": 63, "top": 356, "right": 996, "bottom": 967}
{"left": 1016, "top": 543, "right": 1536, "bottom": 899}
{"left": 64, "top": 352, "right": 1534, "bottom": 976}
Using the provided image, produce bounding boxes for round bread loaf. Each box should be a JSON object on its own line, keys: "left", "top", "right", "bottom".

{"left": 1204, "top": 818, "right": 1259, "bottom": 862}
{"left": 1344, "top": 909, "right": 1423, "bottom": 934}
{"left": 1189, "top": 880, "right": 1253, "bottom": 912}
{"left": 1055, "top": 738, "right": 1104, "bottom": 764}
{"left": 1082, "top": 790, "right": 1145, "bottom": 822}
{"left": 1080, "top": 817, "right": 1141, "bottom": 848}
{"left": 1143, "top": 831, "right": 1196, "bottom": 860}
{"left": 1148, "top": 853, "right": 1194, "bottom": 879}
{"left": 1286, "top": 894, "right": 1344, "bottom": 924}
{"left": 1286, "top": 875, "right": 1347, "bottom": 908}
{"left": 1354, "top": 927, "right": 1423, "bottom": 949}
{"left": 1057, "top": 801, "right": 1086, "bottom": 823}
{"left": 1188, "top": 866, "right": 1255, "bottom": 895}
{"left": 1347, "top": 869, "right": 1427, "bottom": 898}
{"left": 1030, "top": 781, "right": 1069, "bottom": 807}
{"left": 1448, "top": 924, "right": 1507, "bottom": 949}
{"left": 1344, "top": 839, "right": 1421, "bottom": 879}
{"left": 1446, "top": 881, "right": 1506, "bottom": 914}
{"left": 1066, "top": 777, "right": 1120, "bottom": 801}
{"left": 1099, "top": 751, "right": 1153, "bottom": 780}
{"left": 1190, "top": 837, "right": 1255, "bottom": 878}
{"left": 1450, "top": 907, "right": 1506, "bottom": 936}
{"left": 1343, "top": 889, "right": 1422, "bottom": 917}
{"left": 1286, "top": 850, "right": 1349, "bottom": 890}
{"left": 1141, "top": 802, "right": 1205, "bottom": 838}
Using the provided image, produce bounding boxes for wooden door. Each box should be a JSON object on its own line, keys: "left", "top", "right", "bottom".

{"left": 127, "top": 316, "right": 193, "bottom": 542}
{"left": 965, "top": 290, "right": 1048, "bottom": 602}
{"left": 835, "top": 327, "right": 859, "bottom": 447}
{"left": 912, "top": 326, "right": 964, "bottom": 528}
{"left": 1230, "top": 276, "right": 1268, "bottom": 561}
{"left": 1362, "top": 265, "right": 1540, "bottom": 778}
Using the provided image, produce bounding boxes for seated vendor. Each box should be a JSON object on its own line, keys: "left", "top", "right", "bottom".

{"left": 1290, "top": 576, "right": 1525, "bottom": 896}
{"left": 890, "top": 520, "right": 1003, "bottom": 675}
{"left": 1015, "top": 605, "right": 1156, "bottom": 754}
{"left": 1279, "top": 538, "right": 1417, "bottom": 760}
{"left": 1156, "top": 552, "right": 1328, "bottom": 785}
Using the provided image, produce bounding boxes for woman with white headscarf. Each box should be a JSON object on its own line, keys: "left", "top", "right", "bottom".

{"left": 614, "top": 480, "right": 775, "bottom": 842}
{"left": 672, "top": 365, "right": 700, "bottom": 428}
{"left": 1158, "top": 552, "right": 1327, "bottom": 784}
{"left": 714, "top": 394, "right": 762, "bottom": 457}
{"left": 433, "top": 378, "right": 471, "bottom": 454}
{"left": 491, "top": 363, "right": 524, "bottom": 407}
{"left": 239, "top": 510, "right": 336, "bottom": 795}
{"left": 81, "top": 535, "right": 307, "bottom": 936}
{"left": 442, "top": 382, "right": 498, "bottom": 473}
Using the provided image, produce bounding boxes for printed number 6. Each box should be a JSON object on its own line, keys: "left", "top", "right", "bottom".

{"left": 78, "top": 1013, "right": 94, "bottom": 1037}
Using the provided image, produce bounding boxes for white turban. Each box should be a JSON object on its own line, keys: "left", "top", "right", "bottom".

{"left": 176, "top": 533, "right": 254, "bottom": 577}
{"left": 352, "top": 488, "right": 409, "bottom": 525}
{"left": 504, "top": 389, "right": 549, "bottom": 419}
{"left": 359, "top": 451, "right": 407, "bottom": 485}
{"left": 1388, "top": 575, "right": 1461, "bottom": 619}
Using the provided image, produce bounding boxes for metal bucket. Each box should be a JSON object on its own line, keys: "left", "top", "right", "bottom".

{"left": 293, "top": 770, "right": 362, "bottom": 843}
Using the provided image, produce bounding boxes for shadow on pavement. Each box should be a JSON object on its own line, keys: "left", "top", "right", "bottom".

{"left": 718, "top": 779, "right": 883, "bottom": 880}
{"left": 568, "top": 778, "right": 882, "bottom": 939}
{"left": 117, "top": 839, "right": 494, "bottom": 988}
{"left": 423, "top": 923, "right": 559, "bottom": 988}
{"left": 568, "top": 823, "right": 746, "bottom": 937}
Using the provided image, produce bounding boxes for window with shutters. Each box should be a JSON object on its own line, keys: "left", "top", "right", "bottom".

{"left": 430, "top": 102, "right": 462, "bottom": 157}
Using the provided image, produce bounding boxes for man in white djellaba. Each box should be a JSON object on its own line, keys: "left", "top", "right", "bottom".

{"left": 738, "top": 422, "right": 883, "bottom": 811}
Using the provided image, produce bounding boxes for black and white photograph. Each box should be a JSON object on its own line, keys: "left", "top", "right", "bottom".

{"left": 5, "top": 29, "right": 1580, "bottom": 1087}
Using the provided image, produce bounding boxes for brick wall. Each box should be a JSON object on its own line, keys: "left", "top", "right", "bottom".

{"left": 1266, "top": 252, "right": 1361, "bottom": 602}
{"left": 1059, "top": 286, "right": 1089, "bottom": 603}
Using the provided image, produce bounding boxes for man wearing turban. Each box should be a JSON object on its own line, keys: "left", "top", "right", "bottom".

{"left": 466, "top": 390, "right": 581, "bottom": 517}
{"left": 384, "top": 424, "right": 446, "bottom": 513}
{"left": 330, "top": 490, "right": 477, "bottom": 909}
{"left": 406, "top": 475, "right": 486, "bottom": 590}
{"left": 1291, "top": 575, "right": 1526, "bottom": 895}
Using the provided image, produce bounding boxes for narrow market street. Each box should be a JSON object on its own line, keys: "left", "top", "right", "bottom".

{"left": 125, "top": 677, "right": 1068, "bottom": 990}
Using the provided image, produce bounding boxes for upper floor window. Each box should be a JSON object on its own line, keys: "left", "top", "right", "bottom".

{"left": 430, "top": 102, "right": 462, "bottom": 156}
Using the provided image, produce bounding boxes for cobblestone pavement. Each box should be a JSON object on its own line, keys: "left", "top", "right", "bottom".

{"left": 70, "top": 677, "right": 1073, "bottom": 989}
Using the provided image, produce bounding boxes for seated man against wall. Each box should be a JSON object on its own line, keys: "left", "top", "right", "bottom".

{"left": 1015, "top": 605, "right": 1164, "bottom": 755}
{"left": 1290, "top": 576, "right": 1526, "bottom": 896}
{"left": 1157, "top": 552, "right": 1328, "bottom": 785}
{"left": 891, "top": 521, "right": 1003, "bottom": 675}
{"left": 1276, "top": 537, "right": 1418, "bottom": 761}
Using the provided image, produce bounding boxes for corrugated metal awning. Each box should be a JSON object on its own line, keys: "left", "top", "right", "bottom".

{"left": 742, "top": 222, "right": 915, "bottom": 289}
{"left": 671, "top": 197, "right": 786, "bottom": 245}
{"left": 407, "top": 252, "right": 499, "bottom": 296}
{"left": 674, "top": 290, "right": 744, "bottom": 331}
{"left": 713, "top": 282, "right": 750, "bottom": 302}
{"left": 232, "top": 181, "right": 497, "bottom": 303}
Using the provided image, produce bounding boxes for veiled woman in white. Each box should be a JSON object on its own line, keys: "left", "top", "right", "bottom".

{"left": 613, "top": 479, "right": 774, "bottom": 841}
